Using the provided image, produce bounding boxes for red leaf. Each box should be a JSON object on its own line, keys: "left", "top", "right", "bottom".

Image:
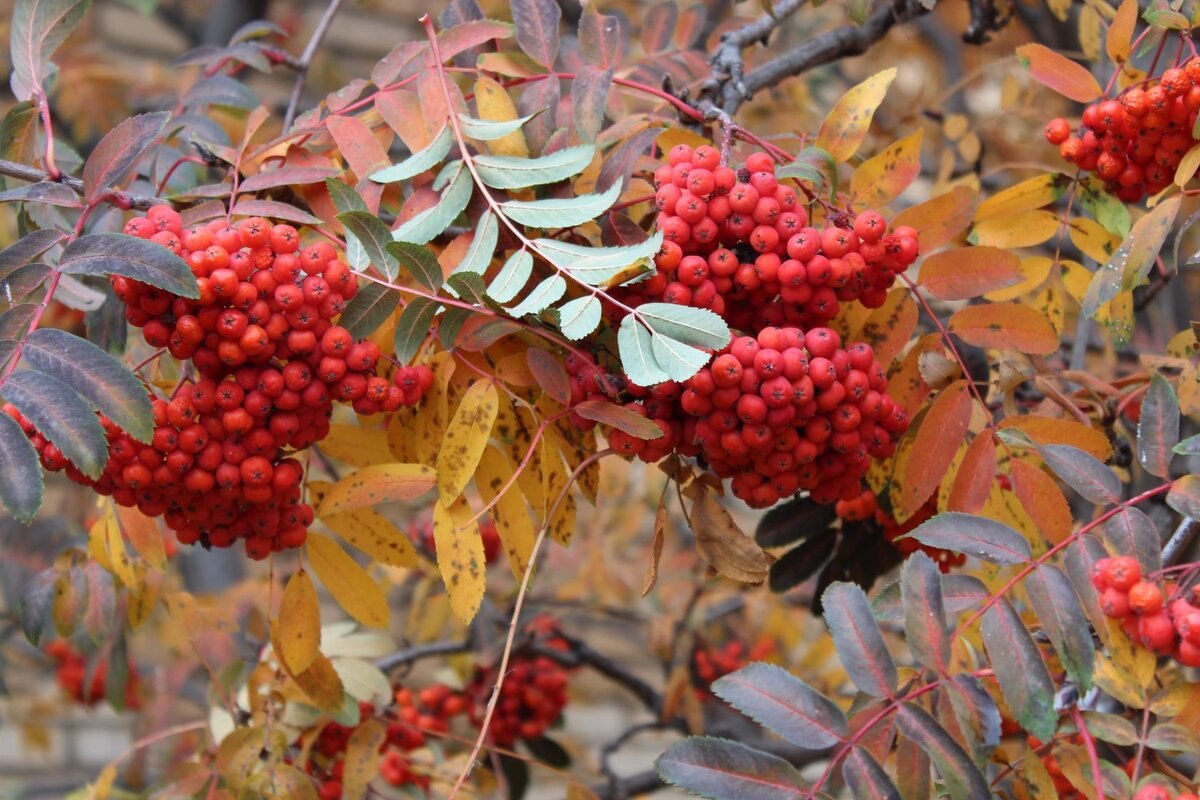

{"left": 822, "top": 583, "right": 897, "bottom": 697}
{"left": 947, "top": 433, "right": 995, "bottom": 514}
{"left": 526, "top": 348, "right": 571, "bottom": 405}
{"left": 82, "top": 112, "right": 170, "bottom": 203}
{"left": 510, "top": 0, "right": 561, "bottom": 68}
{"left": 898, "top": 380, "right": 972, "bottom": 517}
{"left": 947, "top": 303, "right": 1059, "bottom": 355}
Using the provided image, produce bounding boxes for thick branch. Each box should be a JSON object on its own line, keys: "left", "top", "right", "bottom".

{"left": 282, "top": 0, "right": 346, "bottom": 129}
{"left": 703, "top": 0, "right": 809, "bottom": 104}
{"left": 1163, "top": 518, "right": 1200, "bottom": 568}
{"left": 0, "top": 158, "right": 164, "bottom": 211}
{"left": 376, "top": 638, "right": 472, "bottom": 673}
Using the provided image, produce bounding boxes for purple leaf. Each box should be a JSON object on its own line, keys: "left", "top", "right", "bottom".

{"left": 944, "top": 674, "right": 1002, "bottom": 759}
{"left": 842, "top": 746, "right": 900, "bottom": 800}
{"left": 597, "top": 127, "right": 662, "bottom": 193}
{"left": 239, "top": 166, "right": 340, "bottom": 194}
{"left": 571, "top": 65, "right": 613, "bottom": 144}
{"left": 896, "top": 703, "right": 991, "bottom": 800}
{"left": 1102, "top": 506, "right": 1161, "bottom": 574}
{"left": 712, "top": 662, "right": 848, "bottom": 749}
{"left": 9, "top": 0, "right": 91, "bottom": 100}
{"left": 1138, "top": 374, "right": 1179, "bottom": 478}
{"left": 1065, "top": 534, "right": 1111, "bottom": 635}
{"left": 981, "top": 598, "right": 1057, "bottom": 741}
{"left": 0, "top": 412, "right": 43, "bottom": 523}
{"left": 510, "top": 0, "right": 561, "bottom": 68}
{"left": 526, "top": 348, "right": 571, "bottom": 406}
{"left": 822, "top": 582, "right": 897, "bottom": 697}
{"left": 902, "top": 512, "right": 1031, "bottom": 565}
{"left": 901, "top": 552, "right": 949, "bottom": 672}
{"left": 1040, "top": 444, "right": 1121, "bottom": 504}
{"left": 0, "top": 229, "right": 65, "bottom": 279}
{"left": 82, "top": 112, "right": 169, "bottom": 203}
{"left": 641, "top": 3, "right": 677, "bottom": 55}
{"left": 229, "top": 199, "right": 322, "bottom": 225}
{"left": 1025, "top": 563, "right": 1095, "bottom": 692}
{"left": 579, "top": 9, "right": 627, "bottom": 69}
{"left": 872, "top": 573, "right": 990, "bottom": 624}
{"left": 59, "top": 232, "right": 199, "bottom": 298}
{"left": 656, "top": 737, "right": 805, "bottom": 800}
{"left": 1, "top": 369, "right": 108, "bottom": 479}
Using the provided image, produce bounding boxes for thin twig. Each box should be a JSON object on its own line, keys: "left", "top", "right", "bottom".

{"left": 375, "top": 637, "right": 473, "bottom": 673}
{"left": 282, "top": 0, "right": 346, "bottom": 130}
{"left": 0, "top": 158, "right": 164, "bottom": 210}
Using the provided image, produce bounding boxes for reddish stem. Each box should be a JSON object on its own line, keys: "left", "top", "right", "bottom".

{"left": 1071, "top": 705, "right": 1107, "bottom": 800}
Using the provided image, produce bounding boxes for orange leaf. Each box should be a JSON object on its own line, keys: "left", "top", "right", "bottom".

{"left": 1016, "top": 43, "right": 1103, "bottom": 103}
{"left": 996, "top": 416, "right": 1112, "bottom": 461}
{"left": 854, "top": 288, "right": 917, "bottom": 367}
{"left": 317, "top": 463, "right": 437, "bottom": 516}
{"left": 1010, "top": 459, "right": 1073, "bottom": 544}
{"left": 947, "top": 303, "right": 1059, "bottom": 354}
{"left": 898, "top": 380, "right": 973, "bottom": 517}
{"left": 850, "top": 129, "right": 924, "bottom": 209}
{"left": 1107, "top": 0, "right": 1137, "bottom": 65}
{"left": 816, "top": 68, "right": 897, "bottom": 162}
{"left": 947, "top": 433, "right": 996, "bottom": 514}
{"left": 891, "top": 185, "right": 978, "bottom": 251}
{"left": 919, "top": 246, "right": 1023, "bottom": 300}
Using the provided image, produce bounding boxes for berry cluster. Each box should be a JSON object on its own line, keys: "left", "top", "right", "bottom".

{"left": 1133, "top": 788, "right": 1199, "bottom": 800}
{"left": 310, "top": 688, "right": 467, "bottom": 799}
{"left": 8, "top": 209, "right": 434, "bottom": 558}
{"left": 466, "top": 653, "right": 570, "bottom": 746}
{"left": 615, "top": 145, "right": 918, "bottom": 330}
{"left": 690, "top": 636, "right": 776, "bottom": 697}
{"left": 44, "top": 640, "right": 141, "bottom": 709}
{"left": 614, "top": 328, "right": 907, "bottom": 508}
{"left": 837, "top": 489, "right": 966, "bottom": 572}
{"left": 1045, "top": 58, "right": 1200, "bottom": 202}
{"left": 1093, "top": 556, "right": 1200, "bottom": 666}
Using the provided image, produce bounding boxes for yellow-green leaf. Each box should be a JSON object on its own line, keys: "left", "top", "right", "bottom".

{"left": 433, "top": 500, "right": 486, "bottom": 624}
{"left": 319, "top": 424, "right": 398, "bottom": 468}
{"left": 436, "top": 380, "right": 500, "bottom": 505}
{"left": 278, "top": 569, "right": 321, "bottom": 675}
{"left": 317, "top": 463, "right": 436, "bottom": 515}
{"left": 90, "top": 504, "right": 137, "bottom": 589}
{"left": 306, "top": 532, "right": 390, "bottom": 628}
{"left": 816, "top": 68, "right": 897, "bottom": 162}
{"left": 293, "top": 651, "right": 345, "bottom": 710}
{"left": 474, "top": 446, "right": 537, "bottom": 578}
{"left": 850, "top": 129, "right": 923, "bottom": 208}
{"left": 975, "top": 173, "right": 1068, "bottom": 220}
{"left": 116, "top": 505, "right": 166, "bottom": 571}
{"left": 1175, "top": 142, "right": 1200, "bottom": 187}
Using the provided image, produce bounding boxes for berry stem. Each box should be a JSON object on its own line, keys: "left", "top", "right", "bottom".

{"left": 34, "top": 90, "right": 61, "bottom": 181}
{"left": 1071, "top": 704, "right": 1107, "bottom": 800}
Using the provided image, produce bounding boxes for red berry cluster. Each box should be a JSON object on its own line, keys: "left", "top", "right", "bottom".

{"left": 466, "top": 653, "right": 570, "bottom": 746}
{"left": 9, "top": 209, "right": 436, "bottom": 558}
{"left": 615, "top": 145, "right": 918, "bottom": 330}
{"left": 310, "top": 688, "right": 468, "bottom": 799}
{"left": 1044, "top": 58, "right": 1200, "bottom": 202}
{"left": 1093, "top": 556, "right": 1200, "bottom": 666}
{"left": 690, "top": 636, "right": 776, "bottom": 697}
{"left": 44, "top": 640, "right": 141, "bottom": 709}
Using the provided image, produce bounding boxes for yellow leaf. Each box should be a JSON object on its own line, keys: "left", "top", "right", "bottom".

{"left": 93, "top": 764, "right": 116, "bottom": 799}
{"left": 306, "top": 532, "right": 390, "bottom": 628}
{"left": 1078, "top": 4, "right": 1102, "bottom": 60}
{"left": 278, "top": 569, "right": 321, "bottom": 675}
{"left": 996, "top": 416, "right": 1112, "bottom": 461}
{"left": 436, "top": 380, "right": 500, "bottom": 505}
{"left": 1068, "top": 217, "right": 1122, "bottom": 263}
{"left": 816, "top": 68, "right": 897, "bottom": 162}
{"left": 326, "top": 508, "right": 419, "bottom": 568}
{"left": 317, "top": 463, "right": 436, "bottom": 516}
{"left": 473, "top": 76, "right": 529, "bottom": 158}
{"left": 126, "top": 565, "right": 161, "bottom": 630}
{"left": 850, "top": 129, "right": 924, "bottom": 208}
{"left": 293, "top": 651, "right": 345, "bottom": 710}
{"left": 495, "top": 400, "right": 546, "bottom": 513}
{"left": 656, "top": 128, "right": 711, "bottom": 153}
{"left": 1047, "top": 0, "right": 1070, "bottom": 21}
{"left": 320, "top": 423, "right": 397, "bottom": 468}
{"left": 970, "top": 210, "right": 1061, "bottom": 248}
{"left": 266, "top": 764, "right": 320, "bottom": 800}
{"left": 474, "top": 446, "right": 536, "bottom": 578}
{"left": 891, "top": 185, "right": 979, "bottom": 252}
{"left": 1175, "top": 142, "right": 1200, "bottom": 187}
{"left": 1015, "top": 43, "right": 1103, "bottom": 103}
{"left": 642, "top": 494, "right": 668, "bottom": 597}
{"left": 216, "top": 727, "right": 267, "bottom": 790}
{"left": 342, "top": 719, "right": 387, "bottom": 800}
{"left": 90, "top": 503, "right": 137, "bottom": 589}
{"left": 433, "top": 500, "right": 486, "bottom": 624}
{"left": 976, "top": 173, "right": 1069, "bottom": 220}
{"left": 947, "top": 302, "right": 1059, "bottom": 354}
{"left": 1107, "top": 0, "right": 1137, "bottom": 65}
{"left": 541, "top": 442, "right": 577, "bottom": 546}
{"left": 692, "top": 490, "right": 771, "bottom": 582}
{"left": 116, "top": 505, "right": 166, "bottom": 570}
{"left": 416, "top": 352, "right": 456, "bottom": 464}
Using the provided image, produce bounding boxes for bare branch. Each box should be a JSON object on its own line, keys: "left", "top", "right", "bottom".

{"left": 282, "top": 0, "right": 347, "bottom": 130}
{"left": 376, "top": 637, "right": 473, "bottom": 673}
{"left": 702, "top": 0, "right": 809, "bottom": 106}
{"left": 1163, "top": 518, "right": 1200, "bottom": 568}
{"left": 0, "top": 158, "right": 165, "bottom": 211}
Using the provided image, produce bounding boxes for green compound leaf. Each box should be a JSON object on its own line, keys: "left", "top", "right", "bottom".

{"left": 637, "top": 302, "right": 730, "bottom": 350}
{"left": 452, "top": 210, "right": 498, "bottom": 276}
{"left": 385, "top": 241, "right": 443, "bottom": 293}
{"left": 474, "top": 144, "right": 595, "bottom": 190}
{"left": 533, "top": 229, "right": 661, "bottom": 286}
{"left": 555, "top": 295, "right": 601, "bottom": 340}
{"left": 369, "top": 124, "right": 451, "bottom": 184}
{"left": 338, "top": 281, "right": 399, "bottom": 340}
{"left": 337, "top": 211, "right": 399, "bottom": 280}
{"left": 500, "top": 178, "right": 622, "bottom": 228}
{"left": 618, "top": 316, "right": 669, "bottom": 387}
{"left": 393, "top": 297, "right": 438, "bottom": 365}
{"left": 506, "top": 274, "right": 566, "bottom": 318}
{"left": 457, "top": 111, "right": 538, "bottom": 141}
{"left": 487, "top": 249, "right": 532, "bottom": 303}
{"left": 392, "top": 159, "right": 472, "bottom": 246}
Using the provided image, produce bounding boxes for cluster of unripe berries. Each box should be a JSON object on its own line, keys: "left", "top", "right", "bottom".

{"left": 1092, "top": 556, "right": 1200, "bottom": 667}
{"left": 1044, "top": 58, "right": 1200, "bottom": 202}
{"left": 10, "top": 208, "right": 434, "bottom": 558}
{"left": 834, "top": 489, "right": 966, "bottom": 572}
{"left": 614, "top": 145, "right": 918, "bottom": 330}
{"left": 44, "top": 640, "right": 140, "bottom": 709}
{"left": 570, "top": 326, "right": 909, "bottom": 508}
{"left": 690, "top": 636, "right": 776, "bottom": 698}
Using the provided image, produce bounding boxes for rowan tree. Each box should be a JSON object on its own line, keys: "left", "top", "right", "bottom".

{"left": 2, "top": 0, "right": 1200, "bottom": 798}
